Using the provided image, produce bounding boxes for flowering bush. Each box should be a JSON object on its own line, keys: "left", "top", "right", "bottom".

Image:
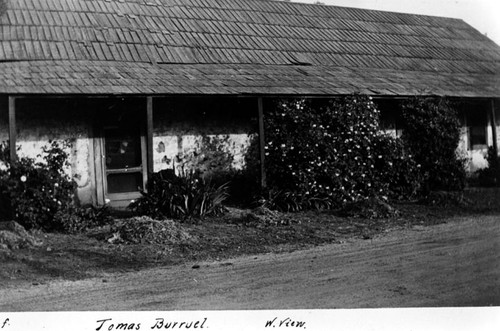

{"left": 0, "top": 141, "right": 110, "bottom": 232}
{"left": 371, "top": 134, "right": 422, "bottom": 200}
{"left": 0, "top": 141, "right": 76, "bottom": 230}
{"left": 400, "top": 97, "right": 466, "bottom": 192}
{"left": 263, "top": 95, "right": 420, "bottom": 210}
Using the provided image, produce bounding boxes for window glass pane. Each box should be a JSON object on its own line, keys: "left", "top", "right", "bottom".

{"left": 107, "top": 173, "right": 143, "bottom": 194}
{"left": 465, "top": 106, "right": 488, "bottom": 150}
{"left": 105, "top": 128, "right": 142, "bottom": 169}
{"left": 470, "top": 126, "right": 486, "bottom": 147}
{"left": 376, "top": 100, "right": 401, "bottom": 133}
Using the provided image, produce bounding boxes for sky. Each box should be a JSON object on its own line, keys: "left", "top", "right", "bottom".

{"left": 293, "top": 0, "right": 500, "bottom": 46}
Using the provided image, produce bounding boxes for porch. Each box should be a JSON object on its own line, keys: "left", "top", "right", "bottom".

{"left": 1, "top": 95, "right": 499, "bottom": 207}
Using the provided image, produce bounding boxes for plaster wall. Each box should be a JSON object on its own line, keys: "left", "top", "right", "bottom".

{"left": 152, "top": 134, "right": 254, "bottom": 174}
{"left": 2, "top": 98, "right": 95, "bottom": 205}
{"left": 152, "top": 97, "right": 257, "bottom": 176}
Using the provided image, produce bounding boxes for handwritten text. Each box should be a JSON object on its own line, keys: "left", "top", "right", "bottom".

{"left": 265, "top": 317, "right": 306, "bottom": 329}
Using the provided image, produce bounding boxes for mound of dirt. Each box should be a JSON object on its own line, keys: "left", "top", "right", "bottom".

{"left": 0, "top": 221, "right": 43, "bottom": 250}
{"left": 107, "top": 216, "right": 197, "bottom": 245}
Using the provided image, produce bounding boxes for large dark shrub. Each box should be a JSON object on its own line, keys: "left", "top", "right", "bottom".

{"left": 263, "top": 95, "right": 420, "bottom": 210}
{"left": 371, "top": 134, "right": 422, "bottom": 200}
{"left": 209, "top": 168, "right": 260, "bottom": 207}
{"left": 129, "top": 169, "right": 229, "bottom": 220}
{"left": 400, "top": 97, "right": 466, "bottom": 192}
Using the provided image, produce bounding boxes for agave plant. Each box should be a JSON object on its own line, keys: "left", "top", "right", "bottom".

{"left": 129, "top": 169, "right": 229, "bottom": 220}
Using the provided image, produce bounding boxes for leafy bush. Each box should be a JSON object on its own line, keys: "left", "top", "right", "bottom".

{"left": 129, "top": 169, "right": 229, "bottom": 220}
{"left": 0, "top": 141, "right": 111, "bottom": 233}
{"left": 263, "top": 95, "right": 420, "bottom": 211}
{"left": 371, "top": 135, "right": 422, "bottom": 200}
{"left": 0, "top": 141, "right": 76, "bottom": 230}
{"left": 53, "top": 205, "right": 112, "bottom": 234}
{"left": 476, "top": 146, "right": 500, "bottom": 187}
{"left": 209, "top": 168, "right": 260, "bottom": 207}
{"left": 260, "top": 189, "right": 334, "bottom": 212}
{"left": 400, "top": 97, "right": 466, "bottom": 192}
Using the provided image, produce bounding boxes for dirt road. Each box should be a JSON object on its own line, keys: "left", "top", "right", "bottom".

{"left": 1, "top": 215, "right": 499, "bottom": 310}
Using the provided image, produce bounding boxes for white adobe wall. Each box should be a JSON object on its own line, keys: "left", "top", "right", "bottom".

{"left": 152, "top": 134, "right": 254, "bottom": 174}
{"left": 0, "top": 99, "right": 94, "bottom": 205}
{"left": 151, "top": 98, "right": 257, "bottom": 177}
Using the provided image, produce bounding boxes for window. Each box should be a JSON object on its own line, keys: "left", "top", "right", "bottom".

{"left": 465, "top": 107, "right": 488, "bottom": 150}
{"left": 377, "top": 99, "right": 402, "bottom": 137}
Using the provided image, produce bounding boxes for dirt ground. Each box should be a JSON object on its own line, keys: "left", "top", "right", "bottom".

{"left": 0, "top": 201, "right": 455, "bottom": 289}
{"left": 1, "top": 214, "right": 498, "bottom": 310}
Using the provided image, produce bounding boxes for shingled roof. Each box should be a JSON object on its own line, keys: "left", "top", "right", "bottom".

{"left": 0, "top": 0, "right": 499, "bottom": 96}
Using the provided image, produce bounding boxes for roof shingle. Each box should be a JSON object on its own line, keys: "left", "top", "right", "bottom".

{"left": 0, "top": 0, "right": 499, "bottom": 96}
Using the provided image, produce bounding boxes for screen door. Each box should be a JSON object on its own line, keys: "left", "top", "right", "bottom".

{"left": 101, "top": 101, "right": 147, "bottom": 205}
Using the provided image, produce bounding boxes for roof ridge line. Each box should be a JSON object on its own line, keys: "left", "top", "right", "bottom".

{"left": 180, "top": 0, "right": 466, "bottom": 23}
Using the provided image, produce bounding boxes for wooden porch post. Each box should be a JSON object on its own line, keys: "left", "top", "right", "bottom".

{"left": 8, "top": 96, "right": 17, "bottom": 164}
{"left": 258, "top": 97, "right": 266, "bottom": 189}
{"left": 146, "top": 96, "right": 154, "bottom": 175}
{"left": 491, "top": 99, "right": 498, "bottom": 156}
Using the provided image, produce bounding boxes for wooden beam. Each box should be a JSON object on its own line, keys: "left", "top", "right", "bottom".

{"left": 146, "top": 96, "right": 154, "bottom": 175}
{"left": 8, "top": 96, "right": 16, "bottom": 164}
{"left": 491, "top": 99, "right": 498, "bottom": 156}
{"left": 257, "top": 97, "right": 266, "bottom": 189}
{"left": 93, "top": 132, "right": 106, "bottom": 206}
